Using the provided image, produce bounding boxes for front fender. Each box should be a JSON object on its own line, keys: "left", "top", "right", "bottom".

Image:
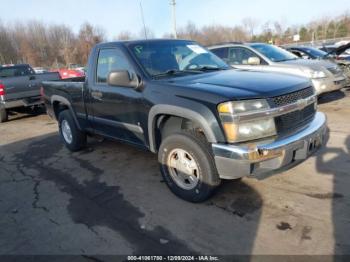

{"left": 148, "top": 102, "right": 225, "bottom": 153}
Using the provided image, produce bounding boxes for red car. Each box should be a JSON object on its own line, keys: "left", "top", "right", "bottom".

{"left": 53, "top": 68, "right": 85, "bottom": 79}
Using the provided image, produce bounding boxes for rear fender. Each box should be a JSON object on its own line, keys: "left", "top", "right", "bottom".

{"left": 51, "top": 95, "right": 81, "bottom": 130}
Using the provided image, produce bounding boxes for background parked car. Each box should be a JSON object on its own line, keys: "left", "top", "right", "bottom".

{"left": 33, "top": 67, "right": 50, "bottom": 74}
{"left": 0, "top": 64, "right": 60, "bottom": 122}
{"left": 209, "top": 43, "right": 347, "bottom": 95}
{"left": 319, "top": 44, "right": 350, "bottom": 61}
{"left": 52, "top": 68, "right": 85, "bottom": 79}
{"left": 68, "top": 63, "right": 86, "bottom": 73}
{"left": 286, "top": 45, "right": 350, "bottom": 82}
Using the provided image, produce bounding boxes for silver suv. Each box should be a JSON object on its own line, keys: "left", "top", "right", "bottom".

{"left": 209, "top": 43, "right": 348, "bottom": 95}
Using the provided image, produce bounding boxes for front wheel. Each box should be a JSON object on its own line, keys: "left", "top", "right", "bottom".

{"left": 0, "top": 108, "right": 8, "bottom": 123}
{"left": 58, "top": 110, "right": 86, "bottom": 152}
{"left": 158, "top": 131, "right": 221, "bottom": 202}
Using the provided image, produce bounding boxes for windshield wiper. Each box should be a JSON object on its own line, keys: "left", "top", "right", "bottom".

{"left": 153, "top": 69, "right": 201, "bottom": 79}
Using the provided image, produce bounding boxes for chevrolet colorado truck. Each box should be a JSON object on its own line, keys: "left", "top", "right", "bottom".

{"left": 42, "top": 39, "right": 327, "bottom": 202}
{"left": 0, "top": 64, "right": 60, "bottom": 122}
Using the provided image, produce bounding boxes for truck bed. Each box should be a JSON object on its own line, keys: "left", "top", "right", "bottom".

{"left": 1, "top": 72, "right": 61, "bottom": 101}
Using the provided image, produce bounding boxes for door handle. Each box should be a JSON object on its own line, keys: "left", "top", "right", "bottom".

{"left": 91, "top": 91, "right": 103, "bottom": 100}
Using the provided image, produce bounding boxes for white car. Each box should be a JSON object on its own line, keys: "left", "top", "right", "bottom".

{"left": 209, "top": 43, "right": 348, "bottom": 95}
{"left": 33, "top": 67, "right": 49, "bottom": 74}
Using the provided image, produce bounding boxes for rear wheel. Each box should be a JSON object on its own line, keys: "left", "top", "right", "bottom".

{"left": 58, "top": 110, "right": 86, "bottom": 152}
{"left": 158, "top": 130, "right": 221, "bottom": 202}
{"left": 0, "top": 108, "right": 8, "bottom": 123}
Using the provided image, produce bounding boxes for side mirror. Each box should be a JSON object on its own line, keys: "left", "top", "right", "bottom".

{"left": 107, "top": 70, "right": 139, "bottom": 88}
{"left": 29, "top": 75, "right": 36, "bottom": 80}
{"left": 247, "top": 57, "right": 261, "bottom": 65}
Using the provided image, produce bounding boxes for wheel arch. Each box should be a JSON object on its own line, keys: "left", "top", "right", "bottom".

{"left": 148, "top": 104, "right": 224, "bottom": 153}
{"left": 51, "top": 95, "right": 82, "bottom": 130}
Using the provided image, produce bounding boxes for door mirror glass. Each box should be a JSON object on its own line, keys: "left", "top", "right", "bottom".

{"left": 107, "top": 70, "right": 138, "bottom": 88}
{"left": 247, "top": 57, "right": 261, "bottom": 65}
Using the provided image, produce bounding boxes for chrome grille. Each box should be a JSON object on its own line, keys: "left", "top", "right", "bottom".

{"left": 270, "top": 87, "right": 316, "bottom": 135}
{"left": 275, "top": 104, "right": 316, "bottom": 135}
{"left": 271, "top": 87, "right": 314, "bottom": 107}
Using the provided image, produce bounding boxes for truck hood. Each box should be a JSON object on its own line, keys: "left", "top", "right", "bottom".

{"left": 279, "top": 58, "right": 337, "bottom": 71}
{"left": 167, "top": 69, "right": 311, "bottom": 99}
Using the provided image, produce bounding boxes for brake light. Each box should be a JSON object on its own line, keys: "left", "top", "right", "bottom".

{"left": 0, "top": 83, "right": 5, "bottom": 96}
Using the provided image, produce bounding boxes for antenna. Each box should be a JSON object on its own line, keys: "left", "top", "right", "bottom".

{"left": 139, "top": 1, "right": 148, "bottom": 39}
{"left": 170, "top": 0, "right": 177, "bottom": 39}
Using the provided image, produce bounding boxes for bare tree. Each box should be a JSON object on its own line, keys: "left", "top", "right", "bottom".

{"left": 138, "top": 26, "right": 155, "bottom": 39}
{"left": 242, "top": 17, "right": 259, "bottom": 39}
{"left": 177, "top": 21, "right": 202, "bottom": 42}
{"left": 116, "top": 31, "right": 134, "bottom": 40}
{"left": 0, "top": 21, "right": 19, "bottom": 64}
{"left": 77, "top": 23, "right": 105, "bottom": 65}
{"left": 48, "top": 24, "right": 77, "bottom": 67}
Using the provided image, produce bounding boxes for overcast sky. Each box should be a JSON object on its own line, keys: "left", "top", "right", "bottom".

{"left": 1, "top": 0, "right": 349, "bottom": 39}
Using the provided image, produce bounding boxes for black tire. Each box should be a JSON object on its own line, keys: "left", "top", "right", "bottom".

{"left": 58, "top": 110, "right": 86, "bottom": 152}
{"left": 158, "top": 130, "right": 221, "bottom": 202}
{"left": 0, "top": 108, "right": 8, "bottom": 123}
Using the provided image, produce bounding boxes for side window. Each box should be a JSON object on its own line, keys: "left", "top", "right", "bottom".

{"left": 16, "top": 66, "right": 32, "bottom": 76}
{"left": 298, "top": 50, "right": 311, "bottom": 59}
{"left": 228, "top": 47, "right": 259, "bottom": 65}
{"left": 290, "top": 50, "right": 303, "bottom": 58}
{"left": 96, "top": 48, "right": 134, "bottom": 84}
{"left": 211, "top": 48, "right": 229, "bottom": 62}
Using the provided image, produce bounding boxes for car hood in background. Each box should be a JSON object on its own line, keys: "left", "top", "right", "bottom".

{"left": 330, "top": 43, "right": 350, "bottom": 56}
{"left": 279, "top": 58, "right": 338, "bottom": 71}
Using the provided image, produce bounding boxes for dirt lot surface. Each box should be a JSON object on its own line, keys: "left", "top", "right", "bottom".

{"left": 0, "top": 90, "right": 350, "bottom": 258}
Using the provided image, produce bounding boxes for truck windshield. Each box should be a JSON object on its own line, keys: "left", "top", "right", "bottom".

{"left": 250, "top": 44, "right": 298, "bottom": 62}
{"left": 128, "top": 41, "right": 229, "bottom": 78}
{"left": 302, "top": 47, "right": 328, "bottom": 58}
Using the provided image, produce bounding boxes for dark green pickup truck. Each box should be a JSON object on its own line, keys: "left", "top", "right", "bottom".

{"left": 42, "top": 39, "right": 327, "bottom": 202}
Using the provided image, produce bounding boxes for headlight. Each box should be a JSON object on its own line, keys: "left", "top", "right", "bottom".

{"left": 303, "top": 69, "right": 327, "bottom": 79}
{"left": 218, "top": 99, "right": 269, "bottom": 114}
{"left": 218, "top": 100, "right": 277, "bottom": 142}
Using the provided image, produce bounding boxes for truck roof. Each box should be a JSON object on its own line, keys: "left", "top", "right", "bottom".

{"left": 208, "top": 42, "right": 267, "bottom": 49}
{"left": 95, "top": 39, "right": 195, "bottom": 48}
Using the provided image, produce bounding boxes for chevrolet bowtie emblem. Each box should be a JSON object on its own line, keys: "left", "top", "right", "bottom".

{"left": 297, "top": 98, "right": 308, "bottom": 110}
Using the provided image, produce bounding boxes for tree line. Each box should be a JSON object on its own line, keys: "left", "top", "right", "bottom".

{"left": 1, "top": 11, "right": 350, "bottom": 67}
{"left": 171, "top": 12, "right": 350, "bottom": 46}
{"left": 0, "top": 21, "right": 105, "bottom": 67}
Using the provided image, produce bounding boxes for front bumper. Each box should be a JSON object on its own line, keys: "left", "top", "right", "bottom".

{"left": 312, "top": 75, "right": 347, "bottom": 95}
{"left": 212, "top": 112, "right": 327, "bottom": 179}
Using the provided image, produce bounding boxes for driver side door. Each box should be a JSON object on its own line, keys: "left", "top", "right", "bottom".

{"left": 89, "top": 47, "right": 146, "bottom": 146}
